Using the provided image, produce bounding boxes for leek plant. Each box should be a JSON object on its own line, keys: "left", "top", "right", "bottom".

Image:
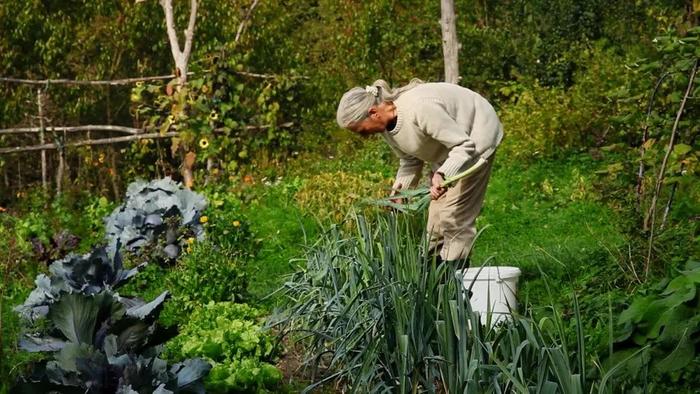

{"left": 276, "top": 212, "right": 634, "bottom": 393}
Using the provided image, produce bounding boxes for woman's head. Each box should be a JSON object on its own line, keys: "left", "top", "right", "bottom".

{"left": 336, "top": 78, "right": 423, "bottom": 133}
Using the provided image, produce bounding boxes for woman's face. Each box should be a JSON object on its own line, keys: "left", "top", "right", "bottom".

{"left": 347, "top": 102, "right": 396, "bottom": 136}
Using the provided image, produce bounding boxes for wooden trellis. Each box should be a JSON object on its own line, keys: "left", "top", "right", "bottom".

{"left": 0, "top": 73, "right": 296, "bottom": 199}
{"left": 0, "top": 74, "right": 190, "bottom": 198}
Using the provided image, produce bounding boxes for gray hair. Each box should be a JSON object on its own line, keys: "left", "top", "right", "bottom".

{"left": 336, "top": 78, "right": 424, "bottom": 128}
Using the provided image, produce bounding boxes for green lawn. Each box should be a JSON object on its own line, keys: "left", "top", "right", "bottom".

{"left": 242, "top": 140, "right": 627, "bottom": 315}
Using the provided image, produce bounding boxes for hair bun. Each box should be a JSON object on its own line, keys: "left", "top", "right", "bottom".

{"left": 364, "top": 85, "right": 379, "bottom": 97}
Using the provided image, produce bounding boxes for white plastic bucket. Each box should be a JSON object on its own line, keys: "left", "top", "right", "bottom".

{"left": 457, "top": 266, "right": 522, "bottom": 327}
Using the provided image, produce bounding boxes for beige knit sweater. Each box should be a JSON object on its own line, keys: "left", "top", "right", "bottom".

{"left": 382, "top": 82, "right": 503, "bottom": 189}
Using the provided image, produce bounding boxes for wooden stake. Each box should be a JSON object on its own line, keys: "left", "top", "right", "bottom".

{"left": 37, "top": 89, "right": 48, "bottom": 192}
{"left": 182, "top": 151, "right": 196, "bottom": 189}
{"left": 56, "top": 134, "right": 65, "bottom": 197}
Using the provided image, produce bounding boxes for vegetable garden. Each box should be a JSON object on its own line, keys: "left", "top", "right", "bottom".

{"left": 1, "top": 0, "right": 699, "bottom": 393}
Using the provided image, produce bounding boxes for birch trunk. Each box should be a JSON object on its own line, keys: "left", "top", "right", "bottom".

{"left": 441, "top": 0, "right": 460, "bottom": 84}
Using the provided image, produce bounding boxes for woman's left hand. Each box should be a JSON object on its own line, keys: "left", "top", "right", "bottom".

{"left": 430, "top": 172, "right": 446, "bottom": 200}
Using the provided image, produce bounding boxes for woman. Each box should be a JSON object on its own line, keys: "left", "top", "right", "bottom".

{"left": 336, "top": 79, "right": 503, "bottom": 264}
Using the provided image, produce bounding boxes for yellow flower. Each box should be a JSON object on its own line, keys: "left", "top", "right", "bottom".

{"left": 233, "top": 220, "right": 240, "bottom": 227}
{"left": 199, "top": 216, "right": 209, "bottom": 224}
{"left": 186, "top": 237, "right": 195, "bottom": 244}
{"left": 199, "top": 138, "right": 210, "bottom": 149}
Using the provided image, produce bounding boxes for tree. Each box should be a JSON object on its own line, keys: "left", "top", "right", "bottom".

{"left": 441, "top": 0, "right": 460, "bottom": 84}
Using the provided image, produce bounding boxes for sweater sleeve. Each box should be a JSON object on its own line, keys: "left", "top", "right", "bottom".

{"left": 394, "top": 155, "right": 423, "bottom": 189}
{"left": 382, "top": 134, "right": 423, "bottom": 189}
{"left": 415, "top": 99, "right": 477, "bottom": 178}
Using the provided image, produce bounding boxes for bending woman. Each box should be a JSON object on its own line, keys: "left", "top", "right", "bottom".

{"left": 336, "top": 79, "right": 503, "bottom": 264}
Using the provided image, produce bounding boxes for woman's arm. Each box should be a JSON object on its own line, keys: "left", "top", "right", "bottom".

{"left": 382, "top": 133, "right": 424, "bottom": 190}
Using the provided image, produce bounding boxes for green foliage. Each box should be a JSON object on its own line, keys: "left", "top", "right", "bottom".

{"left": 613, "top": 260, "right": 700, "bottom": 388}
{"left": 294, "top": 171, "right": 387, "bottom": 223}
{"left": 201, "top": 189, "right": 257, "bottom": 257}
{"left": 130, "top": 52, "right": 304, "bottom": 184}
{"left": 169, "top": 241, "right": 249, "bottom": 309}
{"left": 497, "top": 43, "right": 638, "bottom": 161}
{"left": 277, "top": 212, "right": 634, "bottom": 392}
{"left": 165, "top": 301, "right": 281, "bottom": 393}
{"left": 0, "top": 216, "right": 42, "bottom": 392}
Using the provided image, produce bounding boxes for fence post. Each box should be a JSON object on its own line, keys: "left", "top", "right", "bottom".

{"left": 37, "top": 89, "right": 48, "bottom": 192}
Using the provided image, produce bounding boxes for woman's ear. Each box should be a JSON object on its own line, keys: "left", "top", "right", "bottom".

{"left": 367, "top": 106, "right": 379, "bottom": 119}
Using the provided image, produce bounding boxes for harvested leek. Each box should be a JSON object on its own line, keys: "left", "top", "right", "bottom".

{"left": 372, "top": 157, "right": 488, "bottom": 213}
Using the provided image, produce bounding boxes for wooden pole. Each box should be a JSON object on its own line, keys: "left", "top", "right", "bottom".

{"left": 37, "top": 89, "right": 48, "bottom": 192}
{"left": 0, "top": 132, "right": 178, "bottom": 154}
{"left": 0, "top": 125, "right": 142, "bottom": 135}
{"left": 441, "top": 0, "right": 460, "bottom": 84}
{"left": 56, "top": 135, "right": 64, "bottom": 197}
{"left": 0, "top": 74, "right": 189, "bottom": 86}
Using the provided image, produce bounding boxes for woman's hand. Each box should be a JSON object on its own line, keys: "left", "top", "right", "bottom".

{"left": 430, "top": 172, "right": 446, "bottom": 200}
{"left": 390, "top": 182, "right": 403, "bottom": 205}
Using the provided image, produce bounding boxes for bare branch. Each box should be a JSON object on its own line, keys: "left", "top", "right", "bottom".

{"left": 0, "top": 125, "right": 142, "bottom": 135}
{"left": 0, "top": 132, "right": 178, "bottom": 154}
{"left": 235, "top": 0, "right": 260, "bottom": 43}
{"left": 213, "top": 121, "right": 294, "bottom": 133}
{"left": 160, "top": 0, "right": 183, "bottom": 59}
{"left": 636, "top": 72, "right": 671, "bottom": 211}
{"left": 0, "top": 74, "right": 189, "bottom": 86}
{"left": 235, "top": 71, "right": 309, "bottom": 80}
{"left": 645, "top": 59, "right": 698, "bottom": 278}
{"left": 182, "top": 0, "right": 198, "bottom": 62}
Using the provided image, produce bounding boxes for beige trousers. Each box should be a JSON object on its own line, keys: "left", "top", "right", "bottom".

{"left": 427, "top": 156, "right": 495, "bottom": 261}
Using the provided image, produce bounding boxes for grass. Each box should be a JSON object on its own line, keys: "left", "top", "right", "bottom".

{"left": 240, "top": 182, "right": 319, "bottom": 308}
{"left": 240, "top": 138, "right": 628, "bottom": 311}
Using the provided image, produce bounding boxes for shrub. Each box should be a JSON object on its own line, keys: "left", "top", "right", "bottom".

{"left": 294, "top": 170, "right": 388, "bottom": 223}
{"left": 497, "top": 44, "right": 636, "bottom": 161}
{"left": 201, "top": 189, "right": 256, "bottom": 258}
{"left": 168, "top": 241, "right": 249, "bottom": 309}
{"left": 164, "top": 301, "right": 282, "bottom": 393}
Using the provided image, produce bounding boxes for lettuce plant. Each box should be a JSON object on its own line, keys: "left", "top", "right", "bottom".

{"left": 164, "top": 302, "right": 281, "bottom": 393}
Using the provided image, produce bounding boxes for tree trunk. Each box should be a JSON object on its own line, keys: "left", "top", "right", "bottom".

{"left": 441, "top": 0, "right": 460, "bottom": 84}
{"left": 159, "top": 0, "right": 198, "bottom": 86}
